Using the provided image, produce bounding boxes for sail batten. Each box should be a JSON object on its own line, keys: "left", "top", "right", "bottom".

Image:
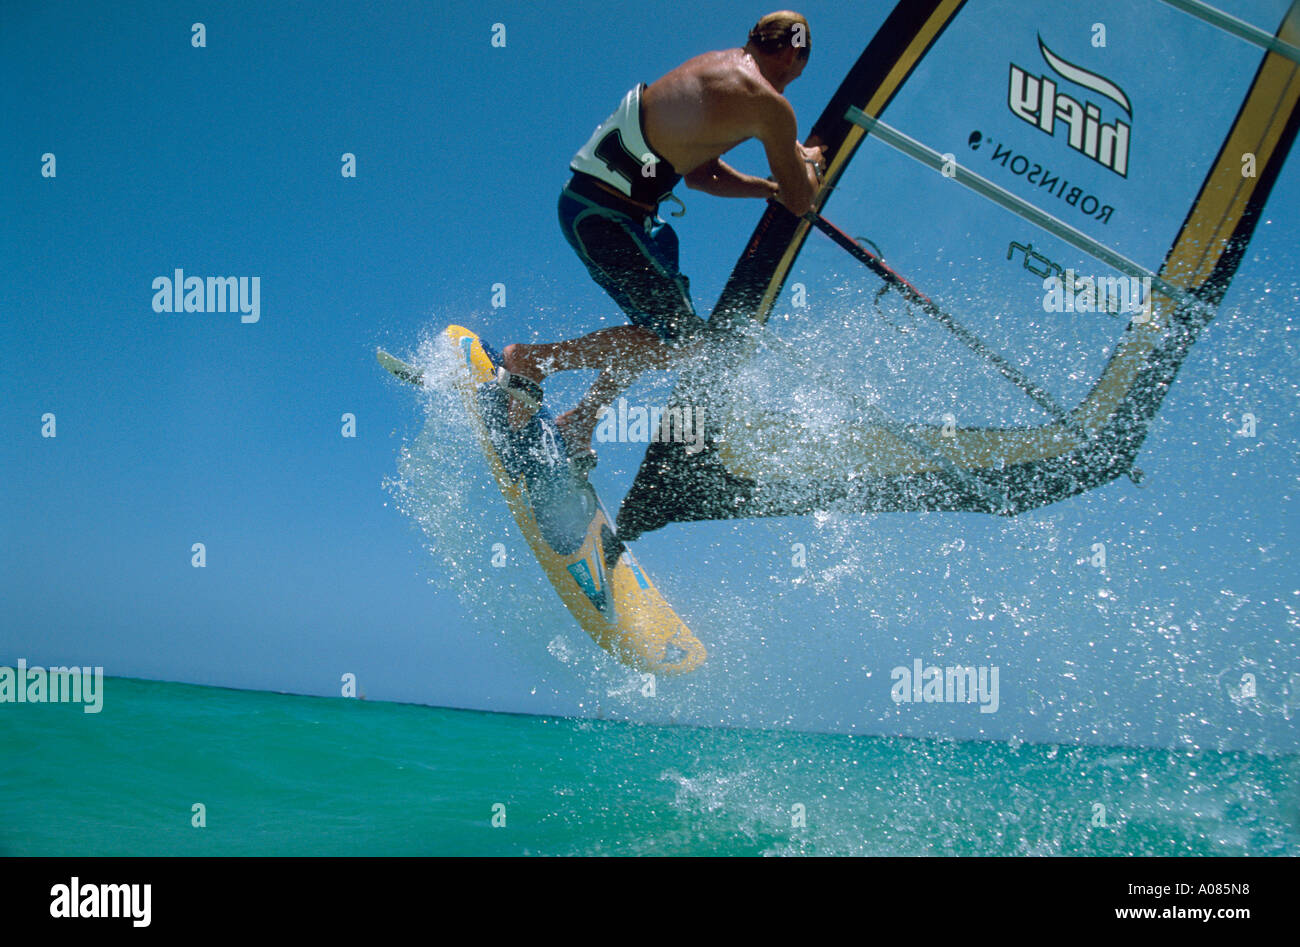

{"left": 1159, "top": 0, "right": 1300, "bottom": 62}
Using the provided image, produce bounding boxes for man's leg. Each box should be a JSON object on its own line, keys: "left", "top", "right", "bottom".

{"left": 501, "top": 324, "right": 681, "bottom": 438}
{"left": 509, "top": 190, "right": 700, "bottom": 446}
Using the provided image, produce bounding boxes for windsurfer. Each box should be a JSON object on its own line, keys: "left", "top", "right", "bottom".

{"left": 496, "top": 11, "right": 826, "bottom": 472}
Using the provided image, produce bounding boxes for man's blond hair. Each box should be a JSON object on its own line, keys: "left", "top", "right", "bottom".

{"left": 748, "top": 11, "right": 811, "bottom": 61}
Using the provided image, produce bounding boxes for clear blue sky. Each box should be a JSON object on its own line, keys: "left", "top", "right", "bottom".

{"left": 3, "top": 0, "right": 1296, "bottom": 751}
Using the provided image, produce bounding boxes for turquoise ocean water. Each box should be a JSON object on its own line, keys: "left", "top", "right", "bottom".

{"left": 2, "top": 677, "right": 1296, "bottom": 856}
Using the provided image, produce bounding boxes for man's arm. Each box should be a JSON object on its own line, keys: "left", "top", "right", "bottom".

{"left": 683, "top": 158, "right": 779, "bottom": 199}
{"left": 756, "top": 94, "right": 820, "bottom": 216}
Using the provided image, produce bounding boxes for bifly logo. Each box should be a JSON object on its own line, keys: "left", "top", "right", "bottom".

{"left": 1008, "top": 37, "right": 1132, "bottom": 177}
{"left": 50, "top": 878, "right": 151, "bottom": 927}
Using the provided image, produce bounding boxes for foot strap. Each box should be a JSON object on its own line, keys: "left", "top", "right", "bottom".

{"left": 496, "top": 367, "right": 543, "bottom": 410}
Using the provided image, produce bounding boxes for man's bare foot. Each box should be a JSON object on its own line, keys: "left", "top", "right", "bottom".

{"left": 501, "top": 344, "right": 545, "bottom": 430}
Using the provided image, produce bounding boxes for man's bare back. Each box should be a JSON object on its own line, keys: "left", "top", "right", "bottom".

{"left": 642, "top": 50, "right": 781, "bottom": 173}
{"left": 644, "top": 47, "right": 821, "bottom": 215}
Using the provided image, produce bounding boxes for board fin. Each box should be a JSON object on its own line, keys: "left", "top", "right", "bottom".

{"left": 377, "top": 349, "right": 425, "bottom": 387}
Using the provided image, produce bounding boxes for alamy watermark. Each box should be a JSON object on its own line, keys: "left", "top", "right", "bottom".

{"left": 890, "top": 658, "right": 1000, "bottom": 714}
{"left": 1042, "top": 270, "right": 1152, "bottom": 321}
{"left": 151, "top": 269, "right": 260, "bottom": 323}
{"left": 594, "top": 397, "right": 705, "bottom": 454}
{"left": 0, "top": 659, "right": 103, "bottom": 713}
{"left": 50, "top": 877, "right": 150, "bottom": 927}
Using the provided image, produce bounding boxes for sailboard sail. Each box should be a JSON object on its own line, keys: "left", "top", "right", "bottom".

{"left": 617, "top": 0, "right": 1300, "bottom": 541}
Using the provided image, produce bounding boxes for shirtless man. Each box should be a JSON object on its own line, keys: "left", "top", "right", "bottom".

{"left": 497, "top": 11, "right": 825, "bottom": 471}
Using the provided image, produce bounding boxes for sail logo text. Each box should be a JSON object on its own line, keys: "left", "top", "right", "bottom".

{"left": 1008, "top": 241, "right": 1152, "bottom": 319}
{"left": 1008, "top": 37, "right": 1132, "bottom": 177}
{"left": 970, "top": 136, "right": 1114, "bottom": 223}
